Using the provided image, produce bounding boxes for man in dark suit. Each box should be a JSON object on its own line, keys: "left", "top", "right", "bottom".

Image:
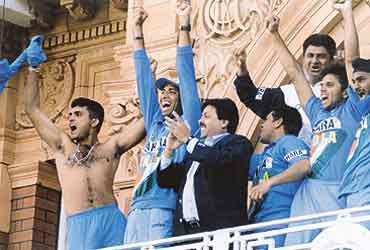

{"left": 157, "top": 98, "right": 254, "bottom": 235}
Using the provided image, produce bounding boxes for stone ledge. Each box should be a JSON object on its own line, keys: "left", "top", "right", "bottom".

{"left": 8, "top": 162, "right": 60, "bottom": 191}
{"left": 44, "top": 19, "right": 126, "bottom": 50}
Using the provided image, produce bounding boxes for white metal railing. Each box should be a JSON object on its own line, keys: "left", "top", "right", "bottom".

{"left": 98, "top": 205, "right": 370, "bottom": 250}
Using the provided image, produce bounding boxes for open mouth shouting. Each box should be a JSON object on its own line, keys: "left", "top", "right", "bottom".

{"left": 320, "top": 94, "right": 329, "bottom": 105}
{"left": 310, "top": 64, "right": 321, "bottom": 74}
{"left": 70, "top": 124, "right": 77, "bottom": 134}
{"left": 160, "top": 99, "right": 174, "bottom": 114}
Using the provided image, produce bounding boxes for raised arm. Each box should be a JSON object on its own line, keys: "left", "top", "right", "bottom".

{"left": 25, "top": 69, "right": 66, "bottom": 151}
{"left": 177, "top": 0, "right": 192, "bottom": 47}
{"left": 333, "top": 0, "right": 359, "bottom": 87}
{"left": 266, "top": 15, "right": 313, "bottom": 106}
{"left": 132, "top": 9, "right": 161, "bottom": 130}
{"left": 112, "top": 118, "right": 146, "bottom": 156}
{"left": 176, "top": 0, "right": 202, "bottom": 135}
{"left": 132, "top": 9, "right": 147, "bottom": 51}
{"left": 234, "top": 51, "right": 286, "bottom": 119}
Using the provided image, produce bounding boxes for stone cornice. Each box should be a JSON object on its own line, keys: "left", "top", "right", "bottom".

{"left": 8, "top": 161, "right": 60, "bottom": 191}
{"left": 43, "top": 19, "right": 126, "bottom": 51}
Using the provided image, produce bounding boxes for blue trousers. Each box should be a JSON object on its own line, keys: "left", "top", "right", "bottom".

{"left": 66, "top": 203, "right": 126, "bottom": 250}
{"left": 124, "top": 208, "right": 173, "bottom": 244}
{"left": 343, "top": 187, "right": 370, "bottom": 230}
{"left": 284, "top": 179, "right": 344, "bottom": 246}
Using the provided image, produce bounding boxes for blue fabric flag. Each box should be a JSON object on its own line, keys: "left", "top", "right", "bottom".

{"left": 26, "top": 35, "right": 47, "bottom": 67}
{"left": 0, "top": 35, "right": 47, "bottom": 93}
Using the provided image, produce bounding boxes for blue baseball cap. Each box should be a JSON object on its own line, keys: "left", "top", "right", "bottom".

{"left": 155, "top": 77, "right": 179, "bottom": 90}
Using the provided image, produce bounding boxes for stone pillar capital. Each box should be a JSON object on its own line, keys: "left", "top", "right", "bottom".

{"left": 8, "top": 161, "right": 60, "bottom": 191}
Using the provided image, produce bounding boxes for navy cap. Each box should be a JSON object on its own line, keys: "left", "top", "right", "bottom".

{"left": 155, "top": 77, "right": 179, "bottom": 90}
{"left": 353, "top": 58, "right": 370, "bottom": 74}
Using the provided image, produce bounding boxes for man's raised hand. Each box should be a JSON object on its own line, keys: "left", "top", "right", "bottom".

{"left": 165, "top": 111, "right": 191, "bottom": 144}
{"left": 234, "top": 48, "right": 248, "bottom": 76}
{"left": 133, "top": 9, "right": 148, "bottom": 27}
{"left": 176, "top": 0, "right": 192, "bottom": 17}
{"left": 265, "top": 15, "right": 280, "bottom": 34}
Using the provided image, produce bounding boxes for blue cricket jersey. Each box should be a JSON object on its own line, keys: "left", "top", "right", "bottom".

{"left": 339, "top": 113, "right": 370, "bottom": 197}
{"left": 251, "top": 135, "right": 310, "bottom": 222}
{"left": 305, "top": 88, "right": 370, "bottom": 182}
{"left": 131, "top": 46, "right": 202, "bottom": 210}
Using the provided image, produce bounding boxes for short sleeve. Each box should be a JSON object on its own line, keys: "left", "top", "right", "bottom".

{"left": 280, "top": 137, "right": 310, "bottom": 166}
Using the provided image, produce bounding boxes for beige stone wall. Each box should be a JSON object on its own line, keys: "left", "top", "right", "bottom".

{"left": 1, "top": 0, "right": 370, "bottom": 248}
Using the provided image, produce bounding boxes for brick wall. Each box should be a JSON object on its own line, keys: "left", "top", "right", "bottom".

{"left": 0, "top": 231, "right": 9, "bottom": 250}
{"left": 8, "top": 185, "right": 61, "bottom": 250}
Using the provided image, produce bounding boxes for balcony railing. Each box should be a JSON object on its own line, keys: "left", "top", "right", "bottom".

{"left": 99, "top": 205, "right": 370, "bottom": 250}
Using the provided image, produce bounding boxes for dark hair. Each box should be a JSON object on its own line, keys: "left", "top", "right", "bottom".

{"left": 319, "top": 63, "right": 348, "bottom": 90}
{"left": 303, "top": 34, "right": 337, "bottom": 59}
{"left": 271, "top": 105, "right": 302, "bottom": 136}
{"left": 202, "top": 98, "right": 239, "bottom": 133}
{"left": 71, "top": 97, "right": 105, "bottom": 133}
{"left": 352, "top": 57, "right": 370, "bottom": 74}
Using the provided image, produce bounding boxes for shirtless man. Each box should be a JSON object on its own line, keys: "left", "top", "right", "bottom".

{"left": 24, "top": 67, "right": 145, "bottom": 250}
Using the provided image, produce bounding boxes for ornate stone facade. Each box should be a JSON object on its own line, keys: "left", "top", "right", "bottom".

{"left": 1, "top": 0, "right": 370, "bottom": 249}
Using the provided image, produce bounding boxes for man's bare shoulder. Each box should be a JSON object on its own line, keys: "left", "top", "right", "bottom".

{"left": 51, "top": 131, "right": 74, "bottom": 154}
{"left": 95, "top": 137, "right": 123, "bottom": 158}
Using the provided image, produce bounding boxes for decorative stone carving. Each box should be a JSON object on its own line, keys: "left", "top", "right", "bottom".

{"left": 60, "top": 0, "right": 96, "bottom": 20}
{"left": 196, "top": 0, "right": 282, "bottom": 45}
{"left": 191, "top": 0, "right": 284, "bottom": 98}
{"left": 112, "top": 0, "right": 128, "bottom": 10}
{"left": 107, "top": 97, "right": 142, "bottom": 136}
{"left": 28, "top": 0, "right": 58, "bottom": 30}
{"left": 16, "top": 56, "right": 76, "bottom": 130}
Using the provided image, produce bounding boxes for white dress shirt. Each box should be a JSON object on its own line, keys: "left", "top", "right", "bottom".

{"left": 160, "top": 133, "right": 229, "bottom": 222}
{"left": 280, "top": 81, "right": 320, "bottom": 146}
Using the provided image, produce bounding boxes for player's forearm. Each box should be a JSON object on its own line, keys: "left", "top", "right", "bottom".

{"left": 343, "top": 6, "right": 359, "bottom": 64}
{"left": 342, "top": 6, "right": 359, "bottom": 86}
{"left": 24, "top": 70, "right": 41, "bottom": 115}
{"left": 270, "top": 32, "right": 313, "bottom": 105}
{"left": 237, "top": 60, "right": 249, "bottom": 76}
{"left": 133, "top": 25, "right": 145, "bottom": 51}
{"left": 268, "top": 159, "right": 310, "bottom": 187}
{"left": 178, "top": 15, "right": 191, "bottom": 47}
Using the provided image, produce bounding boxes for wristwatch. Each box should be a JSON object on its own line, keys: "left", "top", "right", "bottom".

{"left": 180, "top": 24, "right": 191, "bottom": 32}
